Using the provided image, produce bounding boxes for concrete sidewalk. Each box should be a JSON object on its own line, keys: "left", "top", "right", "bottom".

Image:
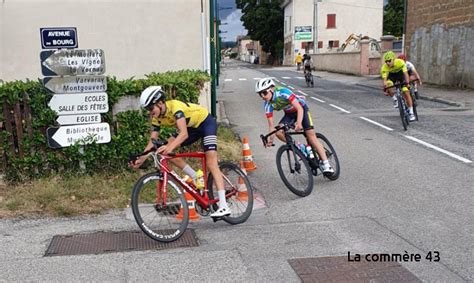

{"left": 271, "top": 66, "right": 474, "bottom": 108}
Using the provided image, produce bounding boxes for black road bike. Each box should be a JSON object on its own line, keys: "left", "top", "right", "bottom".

{"left": 305, "top": 70, "right": 314, "bottom": 87}
{"left": 387, "top": 81, "right": 418, "bottom": 131}
{"left": 260, "top": 124, "right": 340, "bottom": 197}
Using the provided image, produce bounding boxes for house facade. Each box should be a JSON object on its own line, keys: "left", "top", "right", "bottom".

{"left": 282, "top": 0, "right": 383, "bottom": 66}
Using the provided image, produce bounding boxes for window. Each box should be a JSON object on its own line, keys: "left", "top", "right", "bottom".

{"left": 327, "top": 14, "right": 336, "bottom": 28}
{"left": 328, "top": 40, "right": 339, "bottom": 49}
{"left": 318, "top": 41, "right": 323, "bottom": 49}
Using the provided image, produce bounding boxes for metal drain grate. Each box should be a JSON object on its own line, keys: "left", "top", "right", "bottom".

{"left": 288, "top": 256, "right": 421, "bottom": 282}
{"left": 45, "top": 229, "right": 199, "bottom": 256}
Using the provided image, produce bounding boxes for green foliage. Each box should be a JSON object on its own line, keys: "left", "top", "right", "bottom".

{"left": 0, "top": 70, "right": 210, "bottom": 182}
{"left": 237, "top": 0, "right": 284, "bottom": 63}
{"left": 383, "top": 0, "right": 405, "bottom": 37}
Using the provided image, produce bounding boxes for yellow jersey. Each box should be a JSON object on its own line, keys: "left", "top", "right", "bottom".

{"left": 380, "top": 58, "right": 408, "bottom": 79}
{"left": 151, "top": 100, "right": 208, "bottom": 130}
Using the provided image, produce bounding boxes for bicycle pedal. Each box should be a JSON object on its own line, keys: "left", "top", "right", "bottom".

{"left": 211, "top": 216, "right": 224, "bottom": 222}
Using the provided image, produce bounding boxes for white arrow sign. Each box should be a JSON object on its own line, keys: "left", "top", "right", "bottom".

{"left": 40, "top": 49, "right": 105, "bottom": 76}
{"left": 47, "top": 123, "right": 111, "bottom": 148}
{"left": 48, "top": 92, "right": 108, "bottom": 115}
{"left": 56, "top": 114, "right": 101, "bottom": 125}
{"left": 43, "top": 76, "right": 107, "bottom": 94}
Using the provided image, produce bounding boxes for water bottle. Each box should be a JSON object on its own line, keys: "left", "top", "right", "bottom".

{"left": 296, "top": 142, "right": 308, "bottom": 157}
{"left": 306, "top": 144, "right": 315, "bottom": 159}
{"left": 195, "top": 169, "right": 205, "bottom": 190}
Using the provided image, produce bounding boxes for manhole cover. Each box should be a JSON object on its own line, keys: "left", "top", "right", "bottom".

{"left": 288, "top": 256, "right": 420, "bottom": 282}
{"left": 45, "top": 229, "right": 199, "bottom": 256}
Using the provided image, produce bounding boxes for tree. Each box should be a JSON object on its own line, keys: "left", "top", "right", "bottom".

{"left": 236, "top": 0, "right": 284, "bottom": 64}
{"left": 383, "top": 0, "right": 405, "bottom": 37}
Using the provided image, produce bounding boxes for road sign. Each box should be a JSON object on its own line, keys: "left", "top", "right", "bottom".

{"left": 40, "top": 49, "right": 105, "bottom": 76}
{"left": 47, "top": 123, "right": 111, "bottom": 149}
{"left": 56, "top": 114, "right": 101, "bottom": 125}
{"left": 40, "top": 27, "right": 78, "bottom": 49}
{"left": 43, "top": 76, "right": 107, "bottom": 94}
{"left": 48, "top": 92, "right": 109, "bottom": 115}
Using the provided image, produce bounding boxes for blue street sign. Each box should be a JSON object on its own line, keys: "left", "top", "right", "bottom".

{"left": 40, "top": 27, "right": 78, "bottom": 49}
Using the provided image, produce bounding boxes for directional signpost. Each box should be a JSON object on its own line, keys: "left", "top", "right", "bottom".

{"left": 47, "top": 123, "right": 111, "bottom": 149}
{"left": 40, "top": 49, "right": 105, "bottom": 76}
{"left": 43, "top": 75, "right": 107, "bottom": 94}
{"left": 48, "top": 92, "right": 109, "bottom": 115}
{"left": 40, "top": 28, "right": 111, "bottom": 155}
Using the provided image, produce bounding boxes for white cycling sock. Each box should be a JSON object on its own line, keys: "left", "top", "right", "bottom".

{"left": 392, "top": 96, "right": 398, "bottom": 101}
{"left": 183, "top": 165, "right": 196, "bottom": 179}
{"left": 409, "top": 107, "right": 414, "bottom": 114}
{"left": 217, "top": 190, "right": 228, "bottom": 209}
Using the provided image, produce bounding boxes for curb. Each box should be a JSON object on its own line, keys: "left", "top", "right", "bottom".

{"left": 217, "top": 100, "right": 230, "bottom": 126}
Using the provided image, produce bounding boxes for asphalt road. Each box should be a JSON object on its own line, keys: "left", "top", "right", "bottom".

{"left": 0, "top": 60, "right": 472, "bottom": 282}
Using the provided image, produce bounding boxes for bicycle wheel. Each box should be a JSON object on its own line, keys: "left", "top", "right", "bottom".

{"left": 276, "top": 145, "right": 313, "bottom": 197}
{"left": 398, "top": 97, "right": 408, "bottom": 131}
{"left": 310, "top": 74, "right": 314, "bottom": 87}
{"left": 411, "top": 92, "right": 419, "bottom": 121}
{"left": 131, "top": 172, "right": 189, "bottom": 242}
{"left": 208, "top": 162, "right": 254, "bottom": 224}
{"left": 305, "top": 74, "right": 311, "bottom": 87}
{"left": 316, "top": 133, "right": 340, "bottom": 180}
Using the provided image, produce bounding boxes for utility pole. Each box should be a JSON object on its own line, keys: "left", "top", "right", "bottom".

{"left": 209, "top": 0, "right": 216, "bottom": 117}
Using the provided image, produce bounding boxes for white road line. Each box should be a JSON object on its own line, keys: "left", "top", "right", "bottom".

{"left": 224, "top": 79, "right": 232, "bottom": 82}
{"left": 311, "top": 97, "right": 325, "bottom": 103}
{"left": 359, "top": 117, "right": 393, "bottom": 131}
{"left": 282, "top": 76, "right": 291, "bottom": 79}
{"left": 329, "top": 104, "right": 351, "bottom": 113}
{"left": 280, "top": 82, "right": 287, "bottom": 86}
{"left": 288, "top": 86, "right": 295, "bottom": 89}
{"left": 297, "top": 90, "right": 308, "bottom": 96}
{"left": 253, "top": 78, "right": 261, "bottom": 80}
{"left": 239, "top": 78, "right": 247, "bottom": 81}
{"left": 404, "top": 135, "right": 472, "bottom": 163}
{"left": 295, "top": 77, "right": 304, "bottom": 80}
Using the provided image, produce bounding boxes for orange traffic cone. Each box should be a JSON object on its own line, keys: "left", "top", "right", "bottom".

{"left": 176, "top": 190, "right": 200, "bottom": 221}
{"left": 237, "top": 161, "right": 249, "bottom": 201}
{"left": 242, "top": 136, "right": 257, "bottom": 172}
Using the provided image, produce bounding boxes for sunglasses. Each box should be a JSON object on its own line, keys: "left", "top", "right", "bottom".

{"left": 259, "top": 89, "right": 269, "bottom": 97}
{"left": 145, "top": 104, "right": 155, "bottom": 111}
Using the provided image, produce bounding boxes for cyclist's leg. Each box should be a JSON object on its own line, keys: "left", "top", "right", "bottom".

{"left": 301, "top": 108, "right": 329, "bottom": 161}
{"left": 168, "top": 130, "right": 200, "bottom": 171}
{"left": 275, "top": 114, "right": 294, "bottom": 143}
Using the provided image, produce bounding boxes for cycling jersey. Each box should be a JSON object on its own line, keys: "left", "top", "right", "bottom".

{"left": 380, "top": 58, "right": 408, "bottom": 79}
{"left": 264, "top": 86, "right": 306, "bottom": 118}
{"left": 151, "top": 100, "right": 208, "bottom": 130}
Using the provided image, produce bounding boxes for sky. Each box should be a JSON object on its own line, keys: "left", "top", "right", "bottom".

{"left": 218, "top": 0, "right": 246, "bottom": 42}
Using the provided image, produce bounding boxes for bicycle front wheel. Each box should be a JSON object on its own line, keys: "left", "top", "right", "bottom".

{"left": 317, "top": 133, "right": 340, "bottom": 180}
{"left": 276, "top": 145, "right": 313, "bottom": 197}
{"left": 208, "top": 162, "right": 254, "bottom": 225}
{"left": 398, "top": 97, "right": 408, "bottom": 131}
{"left": 131, "top": 172, "right": 189, "bottom": 242}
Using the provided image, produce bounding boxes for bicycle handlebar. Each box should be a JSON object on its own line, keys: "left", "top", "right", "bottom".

{"left": 260, "top": 124, "right": 304, "bottom": 147}
{"left": 128, "top": 139, "right": 173, "bottom": 163}
{"left": 384, "top": 79, "right": 419, "bottom": 91}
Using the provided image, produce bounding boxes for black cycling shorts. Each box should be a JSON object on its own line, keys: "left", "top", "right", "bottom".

{"left": 173, "top": 114, "right": 217, "bottom": 151}
{"left": 278, "top": 105, "right": 314, "bottom": 130}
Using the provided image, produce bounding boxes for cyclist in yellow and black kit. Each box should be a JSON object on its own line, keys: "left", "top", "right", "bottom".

{"left": 129, "top": 86, "right": 231, "bottom": 218}
{"left": 381, "top": 51, "right": 416, "bottom": 121}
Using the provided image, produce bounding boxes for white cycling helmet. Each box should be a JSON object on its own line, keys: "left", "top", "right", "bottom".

{"left": 140, "top": 86, "right": 165, "bottom": 108}
{"left": 255, "top": 78, "right": 275, "bottom": 93}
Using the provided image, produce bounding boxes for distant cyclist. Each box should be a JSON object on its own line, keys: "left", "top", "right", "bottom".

{"left": 381, "top": 51, "right": 416, "bottom": 121}
{"left": 302, "top": 54, "right": 313, "bottom": 75}
{"left": 398, "top": 54, "right": 422, "bottom": 97}
{"left": 255, "top": 78, "right": 334, "bottom": 174}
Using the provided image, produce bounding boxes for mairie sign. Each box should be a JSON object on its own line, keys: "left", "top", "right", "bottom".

{"left": 40, "top": 49, "right": 105, "bottom": 76}
{"left": 43, "top": 75, "right": 107, "bottom": 94}
{"left": 48, "top": 92, "right": 108, "bottom": 115}
{"left": 47, "top": 123, "right": 111, "bottom": 149}
{"left": 40, "top": 27, "right": 78, "bottom": 49}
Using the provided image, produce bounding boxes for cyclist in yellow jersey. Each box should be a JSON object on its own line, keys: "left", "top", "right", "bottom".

{"left": 381, "top": 51, "right": 416, "bottom": 121}
{"left": 129, "top": 86, "right": 231, "bottom": 218}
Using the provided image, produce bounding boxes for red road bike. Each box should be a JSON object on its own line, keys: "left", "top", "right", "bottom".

{"left": 129, "top": 140, "right": 253, "bottom": 242}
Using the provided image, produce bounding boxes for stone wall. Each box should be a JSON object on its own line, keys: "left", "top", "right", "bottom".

{"left": 406, "top": 0, "right": 474, "bottom": 88}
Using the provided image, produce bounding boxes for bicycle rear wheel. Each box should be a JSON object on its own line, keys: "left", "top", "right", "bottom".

{"left": 398, "top": 97, "right": 408, "bottom": 131}
{"left": 310, "top": 74, "right": 314, "bottom": 87}
{"left": 208, "top": 162, "right": 254, "bottom": 224}
{"left": 305, "top": 74, "right": 311, "bottom": 87}
{"left": 131, "top": 172, "right": 188, "bottom": 242}
{"left": 316, "top": 133, "right": 340, "bottom": 180}
{"left": 276, "top": 145, "right": 313, "bottom": 197}
{"left": 411, "top": 92, "right": 419, "bottom": 121}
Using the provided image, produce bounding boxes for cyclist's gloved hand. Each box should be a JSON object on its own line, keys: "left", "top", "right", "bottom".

{"left": 294, "top": 123, "right": 303, "bottom": 132}
{"left": 129, "top": 156, "right": 146, "bottom": 169}
{"left": 157, "top": 144, "right": 174, "bottom": 155}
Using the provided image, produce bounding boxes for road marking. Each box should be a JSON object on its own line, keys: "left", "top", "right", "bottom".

{"left": 224, "top": 79, "right": 232, "bottom": 82}
{"left": 288, "top": 86, "right": 295, "bottom": 89}
{"left": 404, "top": 135, "right": 472, "bottom": 163}
{"left": 253, "top": 78, "right": 261, "bottom": 80}
{"left": 282, "top": 76, "right": 291, "bottom": 79}
{"left": 239, "top": 78, "right": 247, "bottom": 81}
{"left": 280, "top": 82, "right": 287, "bottom": 86}
{"left": 359, "top": 117, "right": 393, "bottom": 131}
{"left": 311, "top": 97, "right": 325, "bottom": 103}
{"left": 297, "top": 90, "right": 308, "bottom": 96}
{"left": 329, "top": 104, "right": 351, "bottom": 113}
{"left": 295, "top": 77, "right": 304, "bottom": 80}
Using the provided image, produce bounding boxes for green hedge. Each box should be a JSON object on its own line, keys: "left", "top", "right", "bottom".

{"left": 0, "top": 70, "right": 210, "bottom": 182}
